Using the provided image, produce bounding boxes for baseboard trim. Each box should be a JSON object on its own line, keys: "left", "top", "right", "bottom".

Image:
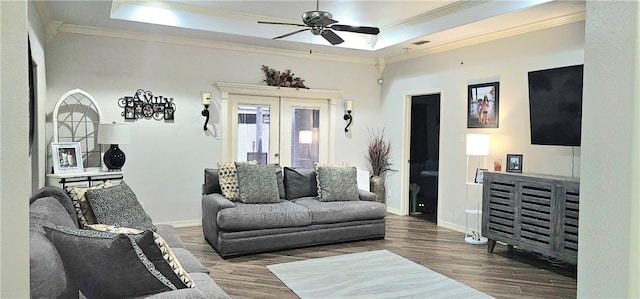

{"left": 156, "top": 219, "right": 201, "bottom": 228}
{"left": 438, "top": 220, "right": 465, "bottom": 234}
{"left": 386, "top": 206, "right": 403, "bottom": 215}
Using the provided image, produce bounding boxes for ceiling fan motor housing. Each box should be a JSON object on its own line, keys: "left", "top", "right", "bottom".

{"left": 302, "top": 11, "right": 337, "bottom": 27}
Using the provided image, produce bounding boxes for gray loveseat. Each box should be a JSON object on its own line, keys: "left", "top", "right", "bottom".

{"left": 30, "top": 186, "right": 230, "bottom": 299}
{"left": 202, "top": 167, "right": 386, "bottom": 258}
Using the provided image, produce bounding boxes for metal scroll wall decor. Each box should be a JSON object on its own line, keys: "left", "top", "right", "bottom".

{"left": 119, "top": 89, "right": 176, "bottom": 120}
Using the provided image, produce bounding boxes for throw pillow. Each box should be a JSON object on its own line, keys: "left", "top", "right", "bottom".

{"left": 235, "top": 163, "right": 280, "bottom": 204}
{"left": 313, "top": 162, "right": 350, "bottom": 198}
{"left": 85, "top": 181, "right": 156, "bottom": 231}
{"left": 87, "top": 224, "right": 196, "bottom": 288}
{"left": 44, "top": 225, "right": 195, "bottom": 299}
{"left": 217, "top": 161, "right": 257, "bottom": 201}
{"left": 283, "top": 167, "right": 318, "bottom": 200}
{"left": 66, "top": 181, "right": 113, "bottom": 228}
{"left": 316, "top": 166, "right": 360, "bottom": 202}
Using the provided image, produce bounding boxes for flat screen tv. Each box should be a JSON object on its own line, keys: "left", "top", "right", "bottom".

{"left": 528, "top": 64, "right": 583, "bottom": 146}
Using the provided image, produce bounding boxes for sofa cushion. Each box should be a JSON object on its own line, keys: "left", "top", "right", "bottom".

{"left": 283, "top": 167, "right": 318, "bottom": 200}
{"left": 155, "top": 224, "right": 186, "bottom": 249}
{"left": 291, "top": 197, "right": 387, "bottom": 224}
{"left": 236, "top": 163, "right": 280, "bottom": 204}
{"left": 44, "top": 225, "right": 194, "bottom": 299}
{"left": 85, "top": 181, "right": 156, "bottom": 231}
{"left": 30, "top": 197, "right": 77, "bottom": 234}
{"left": 217, "top": 161, "right": 257, "bottom": 201}
{"left": 217, "top": 200, "right": 312, "bottom": 231}
{"left": 316, "top": 166, "right": 359, "bottom": 202}
{"left": 30, "top": 231, "right": 78, "bottom": 298}
{"left": 313, "top": 162, "right": 350, "bottom": 198}
{"left": 66, "top": 181, "right": 113, "bottom": 228}
{"left": 86, "top": 224, "right": 197, "bottom": 288}
{"left": 30, "top": 186, "right": 79, "bottom": 228}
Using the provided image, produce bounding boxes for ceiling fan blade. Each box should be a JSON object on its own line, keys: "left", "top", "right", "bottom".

{"left": 321, "top": 29, "right": 344, "bottom": 45}
{"left": 330, "top": 24, "right": 380, "bottom": 35}
{"left": 258, "top": 21, "right": 307, "bottom": 27}
{"left": 273, "top": 28, "right": 310, "bottom": 40}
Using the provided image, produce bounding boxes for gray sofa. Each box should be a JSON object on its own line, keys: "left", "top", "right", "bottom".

{"left": 30, "top": 186, "right": 230, "bottom": 299}
{"left": 202, "top": 167, "right": 387, "bottom": 258}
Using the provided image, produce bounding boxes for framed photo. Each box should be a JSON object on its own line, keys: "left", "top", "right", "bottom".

{"left": 51, "top": 142, "right": 84, "bottom": 174}
{"left": 493, "top": 159, "right": 502, "bottom": 172}
{"left": 467, "top": 82, "right": 500, "bottom": 128}
{"left": 474, "top": 168, "right": 488, "bottom": 184}
{"left": 473, "top": 168, "right": 489, "bottom": 184}
{"left": 506, "top": 154, "right": 523, "bottom": 173}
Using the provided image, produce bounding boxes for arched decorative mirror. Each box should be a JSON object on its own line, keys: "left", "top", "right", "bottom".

{"left": 53, "top": 89, "right": 103, "bottom": 171}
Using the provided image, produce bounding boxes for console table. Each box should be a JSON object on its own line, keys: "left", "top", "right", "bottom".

{"left": 482, "top": 172, "right": 579, "bottom": 264}
{"left": 46, "top": 170, "right": 123, "bottom": 189}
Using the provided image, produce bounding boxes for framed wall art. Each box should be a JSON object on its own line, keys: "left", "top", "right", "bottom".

{"left": 506, "top": 154, "right": 523, "bottom": 173}
{"left": 51, "top": 142, "right": 84, "bottom": 174}
{"left": 468, "top": 82, "right": 500, "bottom": 128}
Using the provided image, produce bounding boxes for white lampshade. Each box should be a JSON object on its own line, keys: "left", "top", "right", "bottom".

{"left": 299, "top": 130, "right": 313, "bottom": 144}
{"left": 98, "top": 123, "right": 131, "bottom": 145}
{"left": 466, "top": 134, "right": 490, "bottom": 156}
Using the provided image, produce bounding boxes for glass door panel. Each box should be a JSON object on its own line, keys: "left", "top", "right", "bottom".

{"left": 230, "top": 96, "right": 280, "bottom": 165}
{"left": 291, "top": 108, "right": 319, "bottom": 168}
{"left": 281, "top": 98, "right": 329, "bottom": 167}
{"left": 237, "top": 105, "right": 271, "bottom": 164}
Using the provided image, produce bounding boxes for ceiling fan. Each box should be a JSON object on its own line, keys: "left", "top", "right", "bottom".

{"left": 258, "top": 0, "right": 380, "bottom": 45}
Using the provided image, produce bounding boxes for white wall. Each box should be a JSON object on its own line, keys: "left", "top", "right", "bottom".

{"left": 45, "top": 32, "right": 381, "bottom": 224}
{"left": 0, "top": 1, "right": 30, "bottom": 296}
{"left": 579, "top": 2, "right": 639, "bottom": 297}
{"left": 381, "top": 22, "right": 585, "bottom": 229}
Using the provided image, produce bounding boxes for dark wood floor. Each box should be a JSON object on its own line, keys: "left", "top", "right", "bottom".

{"left": 175, "top": 214, "right": 577, "bottom": 299}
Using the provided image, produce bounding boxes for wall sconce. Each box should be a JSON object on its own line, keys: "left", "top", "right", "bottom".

{"left": 98, "top": 122, "right": 131, "bottom": 171}
{"left": 344, "top": 100, "right": 353, "bottom": 132}
{"left": 201, "top": 92, "right": 211, "bottom": 131}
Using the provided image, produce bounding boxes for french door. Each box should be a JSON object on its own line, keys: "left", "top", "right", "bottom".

{"left": 228, "top": 95, "right": 329, "bottom": 167}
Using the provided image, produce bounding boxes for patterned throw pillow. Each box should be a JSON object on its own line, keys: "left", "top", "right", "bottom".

{"left": 235, "top": 163, "right": 280, "bottom": 204}
{"left": 313, "top": 162, "right": 350, "bottom": 198}
{"left": 316, "top": 166, "right": 360, "bottom": 202}
{"left": 66, "top": 181, "right": 113, "bottom": 228}
{"left": 87, "top": 224, "right": 196, "bottom": 289}
{"left": 85, "top": 181, "right": 156, "bottom": 231}
{"left": 217, "top": 161, "right": 256, "bottom": 201}
{"left": 44, "top": 225, "right": 194, "bottom": 298}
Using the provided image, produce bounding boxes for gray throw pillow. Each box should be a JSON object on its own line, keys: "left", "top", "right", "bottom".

{"left": 85, "top": 182, "right": 156, "bottom": 231}
{"left": 316, "top": 166, "right": 359, "bottom": 202}
{"left": 44, "top": 225, "right": 193, "bottom": 299}
{"left": 283, "top": 167, "right": 318, "bottom": 200}
{"left": 235, "top": 163, "right": 280, "bottom": 204}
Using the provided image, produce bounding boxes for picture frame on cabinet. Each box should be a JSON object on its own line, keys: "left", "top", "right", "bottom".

{"left": 506, "top": 154, "right": 523, "bottom": 173}
{"left": 52, "top": 142, "right": 84, "bottom": 174}
{"left": 474, "top": 168, "right": 488, "bottom": 184}
{"left": 467, "top": 82, "right": 500, "bottom": 128}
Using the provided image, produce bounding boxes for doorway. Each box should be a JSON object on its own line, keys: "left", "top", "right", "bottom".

{"left": 409, "top": 94, "right": 441, "bottom": 223}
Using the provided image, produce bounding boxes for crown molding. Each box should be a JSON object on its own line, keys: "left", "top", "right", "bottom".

{"left": 53, "top": 23, "right": 376, "bottom": 65}
{"left": 386, "top": 11, "right": 586, "bottom": 64}
{"left": 382, "top": 1, "right": 483, "bottom": 33}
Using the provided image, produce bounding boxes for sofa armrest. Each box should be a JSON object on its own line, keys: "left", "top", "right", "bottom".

{"left": 202, "top": 193, "right": 236, "bottom": 250}
{"left": 358, "top": 189, "right": 378, "bottom": 201}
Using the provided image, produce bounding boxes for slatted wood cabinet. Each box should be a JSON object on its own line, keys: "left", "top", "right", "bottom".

{"left": 482, "top": 172, "right": 579, "bottom": 264}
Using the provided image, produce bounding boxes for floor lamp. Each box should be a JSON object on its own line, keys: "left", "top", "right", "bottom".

{"left": 465, "top": 133, "right": 489, "bottom": 244}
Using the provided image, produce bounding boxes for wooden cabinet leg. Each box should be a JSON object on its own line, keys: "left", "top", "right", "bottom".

{"left": 487, "top": 239, "right": 497, "bottom": 253}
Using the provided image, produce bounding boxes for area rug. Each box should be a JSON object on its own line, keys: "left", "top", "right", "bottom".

{"left": 267, "top": 250, "right": 494, "bottom": 299}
